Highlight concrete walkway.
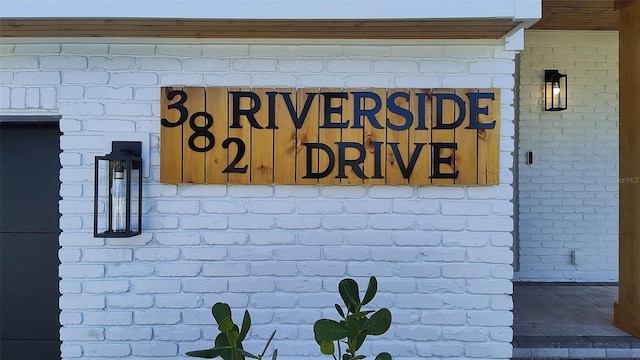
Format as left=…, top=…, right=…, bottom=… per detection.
left=512, top=282, right=640, bottom=359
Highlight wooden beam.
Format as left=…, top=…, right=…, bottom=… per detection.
left=614, top=0, right=635, bottom=11
left=0, top=18, right=518, bottom=39
left=614, top=0, right=640, bottom=339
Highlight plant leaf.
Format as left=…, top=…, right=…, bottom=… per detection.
left=355, top=333, right=367, bottom=351
left=313, top=330, right=323, bottom=346
left=338, top=278, right=360, bottom=313
left=345, top=315, right=359, bottom=340
left=214, top=333, right=233, bottom=360
left=212, top=302, right=232, bottom=325
left=358, top=317, right=370, bottom=334
left=362, top=277, right=377, bottom=306
left=237, top=349, right=259, bottom=359
left=314, top=319, right=348, bottom=341
left=335, top=304, right=346, bottom=319
left=260, top=330, right=276, bottom=358
left=271, top=349, right=278, bottom=360
left=354, top=310, right=374, bottom=320
left=186, top=347, right=228, bottom=359
left=239, top=310, right=251, bottom=342
left=228, top=330, right=239, bottom=347
left=367, top=308, right=391, bottom=336
left=375, top=353, right=391, bottom=360
left=320, top=340, right=335, bottom=355
left=218, top=316, right=235, bottom=333
left=215, top=333, right=230, bottom=347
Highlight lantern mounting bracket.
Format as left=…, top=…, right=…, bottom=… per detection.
left=112, top=141, right=141, bottom=158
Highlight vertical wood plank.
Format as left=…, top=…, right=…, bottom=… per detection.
left=228, top=87, right=252, bottom=184
left=454, top=88, right=478, bottom=185
left=363, top=88, right=387, bottom=185
left=477, top=88, right=500, bottom=185
left=205, top=87, right=229, bottom=184
left=318, top=88, right=342, bottom=185
left=430, top=89, right=456, bottom=185
left=614, top=0, right=640, bottom=339
left=182, top=87, right=206, bottom=184
left=296, top=88, right=320, bottom=184
left=408, top=89, right=432, bottom=185
left=386, top=88, right=409, bottom=185
left=341, top=89, right=364, bottom=184
left=160, top=86, right=184, bottom=184
left=250, top=88, right=274, bottom=184
left=273, top=88, right=297, bottom=184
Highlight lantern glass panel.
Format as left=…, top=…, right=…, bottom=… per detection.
left=95, top=157, right=108, bottom=235
left=130, top=162, right=141, bottom=233
left=111, top=159, right=127, bottom=232
left=558, top=75, right=567, bottom=109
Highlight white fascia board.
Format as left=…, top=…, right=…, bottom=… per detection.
left=504, top=27, right=525, bottom=51
left=1, top=0, right=541, bottom=20
left=514, top=0, right=542, bottom=21
left=501, top=0, right=542, bottom=49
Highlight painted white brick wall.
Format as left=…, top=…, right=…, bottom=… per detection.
left=516, top=31, right=619, bottom=282
left=1, top=40, right=516, bottom=359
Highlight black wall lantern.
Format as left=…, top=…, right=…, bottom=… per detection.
left=544, top=69, right=568, bottom=111
left=94, top=141, right=142, bottom=238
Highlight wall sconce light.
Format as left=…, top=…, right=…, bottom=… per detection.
left=544, top=69, right=567, bottom=111
left=94, top=141, right=142, bottom=238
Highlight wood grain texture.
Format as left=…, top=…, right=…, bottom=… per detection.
left=430, top=89, right=456, bottom=186
left=409, top=89, right=432, bottom=185
left=182, top=87, right=206, bottom=184
left=250, top=88, right=274, bottom=184
left=227, top=87, right=251, bottom=184
left=614, top=0, right=640, bottom=338
left=1, top=19, right=518, bottom=39
left=295, top=88, right=320, bottom=185
left=454, top=88, right=478, bottom=185
left=205, top=87, right=229, bottom=184
left=318, top=89, right=342, bottom=185
left=477, top=88, right=500, bottom=185
left=386, top=88, right=409, bottom=185
left=363, top=89, right=387, bottom=185
left=532, top=0, right=619, bottom=30
left=159, top=86, right=183, bottom=184
left=273, top=88, right=297, bottom=184
left=341, top=89, right=364, bottom=185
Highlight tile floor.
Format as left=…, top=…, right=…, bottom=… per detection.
left=512, top=282, right=640, bottom=359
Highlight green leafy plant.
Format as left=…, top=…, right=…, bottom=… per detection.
left=186, top=302, right=277, bottom=360
left=313, top=277, right=392, bottom=360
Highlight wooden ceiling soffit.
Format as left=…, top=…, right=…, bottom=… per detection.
left=0, top=18, right=520, bottom=39
left=531, top=0, right=619, bottom=31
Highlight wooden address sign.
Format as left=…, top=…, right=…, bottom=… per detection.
left=160, top=87, right=500, bottom=185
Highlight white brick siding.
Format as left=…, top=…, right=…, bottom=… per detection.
left=1, top=40, right=516, bottom=359
left=516, top=31, right=619, bottom=282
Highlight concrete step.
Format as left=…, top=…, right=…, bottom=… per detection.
left=513, top=347, right=640, bottom=359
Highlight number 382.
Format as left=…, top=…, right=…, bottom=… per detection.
left=161, top=89, right=247, bottom=174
